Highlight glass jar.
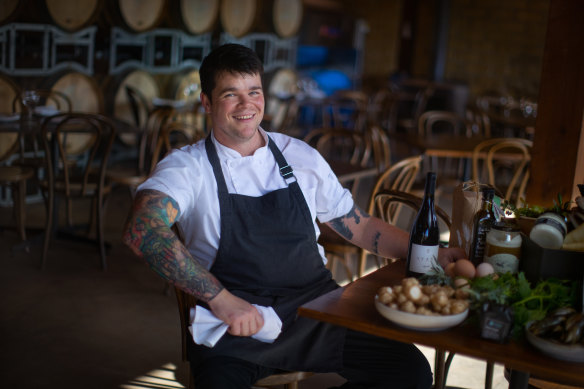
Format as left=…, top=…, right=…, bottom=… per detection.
left=484, top=221, right=522, bottom=274
left=529, top=212, right=567, bottom=249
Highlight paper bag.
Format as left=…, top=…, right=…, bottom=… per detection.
left=449, top=181, right=492, bottom=256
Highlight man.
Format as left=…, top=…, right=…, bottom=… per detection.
left=123, top=43, right=465, bottom=388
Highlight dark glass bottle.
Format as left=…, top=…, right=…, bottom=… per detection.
left=406, top=172, right=440, bottom=278
left=469, top=187, right=496, bottom=266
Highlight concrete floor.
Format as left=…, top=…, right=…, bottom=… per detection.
left=0, top=185, right=508, bottom=389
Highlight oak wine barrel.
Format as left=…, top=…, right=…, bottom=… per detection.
left=0, top=74, right=19, bottom=114
left=46, top=71, right=104, bottom=154
left=272, top=0, right=303, bottom=38
left=0, top=74, right=19, bottom=160
left=220, top=0, right=303, bottom=38
left=0, top=0, right=22, bottom=25
left=264, top=68, right=299, bottom=131
left=45, top=0, right=103, bottom=32
left=106, top=0, right=167, bottom=32
left=177, top=0, right=220, bottom=35
left=105, top=69, right=160, bottom=146
left=167, top=68, right=201, bottom=103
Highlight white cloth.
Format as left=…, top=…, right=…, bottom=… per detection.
left=138, top=128, right=354, bottom=270
left=189, top=305, right=283, bottom=347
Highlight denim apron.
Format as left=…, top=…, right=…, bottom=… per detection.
left=189, top=135, right=346, bottom=372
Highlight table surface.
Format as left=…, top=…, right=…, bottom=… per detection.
left=298, top=260, right=584, bottom=387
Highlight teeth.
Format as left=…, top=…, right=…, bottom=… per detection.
left=235, top=114, right=253, bottom=119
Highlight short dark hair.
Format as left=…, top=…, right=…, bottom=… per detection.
left=199, top=44, right=264, bottom=98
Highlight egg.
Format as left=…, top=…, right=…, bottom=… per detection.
left=454, top=259, right=476, bottom=279
left=444, top=262, right=456, bottom=278
left=476, top=262, right=495, bottom=277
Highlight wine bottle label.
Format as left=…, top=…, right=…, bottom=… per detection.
left=409, top=243, right=439, bottom=274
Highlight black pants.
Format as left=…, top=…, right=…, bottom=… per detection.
left=190, top=329, right=433, bottom=389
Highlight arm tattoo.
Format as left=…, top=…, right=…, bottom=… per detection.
left=123, top=189, right=223, bottom=302
left=372, top=231, right=381, bottom=254
left=328, top=204, right=366, bottom=241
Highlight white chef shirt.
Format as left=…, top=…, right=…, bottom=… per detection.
left=137, top=128, right=354, bottom=270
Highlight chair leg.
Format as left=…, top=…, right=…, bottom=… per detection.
left=14, top=180, right=27, bottom=241
left=41, top=189, right=55, bottom=270
left=97, top=195, right=107, bottom=271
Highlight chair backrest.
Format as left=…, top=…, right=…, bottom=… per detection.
left=329, top=90, right=369, bottom=131
left=125, top=85, right=151, bottom=129
left=365, top=155, right=423, bottom=216
left=304, top=127, right=371, bottom=168
left=368, top=125, right=392, bottom=172
left=418, top=110, right=472, bottom=137
left=150, top=120, right=206, bottom=172
left=471, top=138, right=533, bottom=207
left=41, top=113, right=116, bottom=197
left=357, top=187, right=449, bottom=277
left=373, top=189, right=452, bottom=231
left=372, top=189, right=452, bottom=230
left=304, top=127, right=374, bottom=204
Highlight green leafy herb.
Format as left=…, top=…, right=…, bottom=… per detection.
left=467, top=272, right=578, bottom=338
left=501, top=193, right=572, bottom=218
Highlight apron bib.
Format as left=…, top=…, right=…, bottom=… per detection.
left=189, top=135, right=345, bottom=372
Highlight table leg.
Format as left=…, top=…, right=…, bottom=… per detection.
left=508, top=369, right=529, bottom=389
left=434, top=348, right=446, bottom=389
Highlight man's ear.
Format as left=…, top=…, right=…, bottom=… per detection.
left=200, top=92, right=211, bottom=113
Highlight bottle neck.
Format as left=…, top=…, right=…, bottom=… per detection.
left=424, top=173, right=436, bottom=198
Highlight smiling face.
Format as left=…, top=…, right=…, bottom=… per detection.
left=201, top=71, right=265, bottom=156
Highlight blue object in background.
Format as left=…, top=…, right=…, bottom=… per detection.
left=296, top=45, right=329, bottom=67
left=311, top=69, right=351, bottom=96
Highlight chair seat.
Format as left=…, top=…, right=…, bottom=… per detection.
left=0, top=166, right=35, bottom=182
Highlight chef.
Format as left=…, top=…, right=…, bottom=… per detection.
left=123, top=43, right=465, bottom=388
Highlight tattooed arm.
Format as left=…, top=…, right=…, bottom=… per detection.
left=325, top=203, right=465, bottom=267
left=123, top=189, right=263, bottom=336
left=325, top=203, right=409, bottom=260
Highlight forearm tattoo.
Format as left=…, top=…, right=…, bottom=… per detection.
left=328, top=204, right=364, bottom=241
left=123, top=189, right=223, bottom=302
left=372, top=231, right=381, bottom=254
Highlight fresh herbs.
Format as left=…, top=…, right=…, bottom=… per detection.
left=467, top=272, right=578, bottom=337
left=501, top=193, right=572, bottom=219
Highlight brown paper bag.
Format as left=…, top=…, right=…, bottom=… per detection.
left=449, top=181, right=492, bottom=256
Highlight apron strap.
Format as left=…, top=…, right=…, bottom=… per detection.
left=267, top=136, right=297, bottom=183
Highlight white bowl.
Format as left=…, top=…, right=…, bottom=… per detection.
left=374, top=295, right=469, bottom=331
left=525, top=322, right=584, bottom=363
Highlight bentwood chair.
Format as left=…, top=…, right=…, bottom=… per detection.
left=0, top=124, right=34, bottom=240
left=356, top=155, right=423, bottom=277
left=107, top=107, right=206, bottom=195
left=471, top=138, right=533, bottom=207
left=11, top=90, right=72, bottom=176
left=40, top=113, right=116, bottom=270
left=318, top=155, right=422, bottom=283
left=174, top=287, right=313, bottom=389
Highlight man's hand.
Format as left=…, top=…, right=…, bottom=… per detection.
left=437, top=246, right=467, bottom=268
left=208, top=289, right=264, bottom=336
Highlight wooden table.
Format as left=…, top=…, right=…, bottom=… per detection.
left=298, top=260, right=584, bottom=389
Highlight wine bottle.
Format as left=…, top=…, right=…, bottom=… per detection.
left=469, top=187, right=496, bottom=265
left=406, top=172, right=440, bottom=278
